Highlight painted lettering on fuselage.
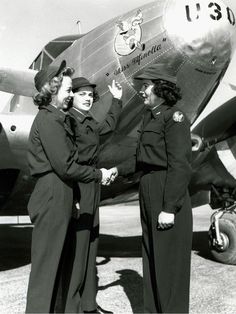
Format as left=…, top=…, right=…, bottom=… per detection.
left=185, top=1, right=235, bottom=25
left=113, top=42, right=163, bottom=76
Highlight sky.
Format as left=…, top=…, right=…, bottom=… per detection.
left=0, top=0, right=150, bottom=69
left=0, top=0, right=150, bottom=106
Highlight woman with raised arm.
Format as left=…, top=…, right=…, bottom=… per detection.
left=65, top=77, right=122, bottom=314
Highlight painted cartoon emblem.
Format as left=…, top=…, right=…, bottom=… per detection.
left=114, top=9, right=145, bottom=56
left=172, top=111, right=184, bottom=122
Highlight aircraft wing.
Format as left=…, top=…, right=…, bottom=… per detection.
left=190, top=93, right=236, bottom=209
left=1, top=0, right=236, bottom=214
left=0, top=67, right=37, bottom=97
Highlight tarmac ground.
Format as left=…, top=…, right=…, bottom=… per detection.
left=0, top=202, right=236, bottom=313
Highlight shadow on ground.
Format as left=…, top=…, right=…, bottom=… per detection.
left=99, top=231, right=214, bottom=261
left=98, top=268, right=144, bottom=313
left=192, top=231, right=214, bottom=261
left=0, top=224, right=32, bottom=270
left=98, top=234, right=142, bottom=257
left=0, top=224, right=214, bottom=271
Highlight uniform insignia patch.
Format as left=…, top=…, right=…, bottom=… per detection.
left=172, top=111, right=184, bottom=122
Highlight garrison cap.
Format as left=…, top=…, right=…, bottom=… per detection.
left=134, top=63, right=177, bottom=84
left=34, top=60, right=66, bottom=92
left=72, top=77, right=96, bottom=92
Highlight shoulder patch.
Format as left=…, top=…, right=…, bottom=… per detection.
left=172, top=111, right=184, bottom=123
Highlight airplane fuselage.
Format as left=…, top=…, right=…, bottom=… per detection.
left=0, top=0, right=236, bottom=211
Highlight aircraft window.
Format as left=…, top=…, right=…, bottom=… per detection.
left=43, top=35, right=83, bottom=60
left=34, top=54, right=42, bottom=71
left=45, top=41, right=73, bottom=58
left=42, top=52, right=53, bottom=68
left=29, top=35, right=83, bottom=70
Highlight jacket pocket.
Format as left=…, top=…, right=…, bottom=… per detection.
left=141, top=127, right=163, bottom=146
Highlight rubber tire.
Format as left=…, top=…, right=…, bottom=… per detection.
left=209, top=215, right=236, bottom=265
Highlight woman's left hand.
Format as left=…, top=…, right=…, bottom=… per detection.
left=157, top=211, right=175, bottom=230
left=108, top=80, right=122, bottom=99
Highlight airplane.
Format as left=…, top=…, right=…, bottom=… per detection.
left=0, top=0, right=236, bottom=265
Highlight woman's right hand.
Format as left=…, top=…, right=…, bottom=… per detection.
left=108, top=80, right=122, bottom=99
left=157, top=211, right=175, bottom=230
left=100, top=167, right=118, bottom=185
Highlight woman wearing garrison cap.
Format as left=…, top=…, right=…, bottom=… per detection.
left=26, top=61, right=112, bottom=313
left=117, top=63, right=193, bottom=313
left=63, top=77, right=122, bottom=314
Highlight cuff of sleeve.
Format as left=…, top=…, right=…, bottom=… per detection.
left=113, top=98, right=122, bottom=105
left=163, top=202, right=179, bottom=214
left=94, top=169, right=102, bottom=182
left=117, top=158, right=136, bottom=176
left=116, top=164, right=124, bottom=176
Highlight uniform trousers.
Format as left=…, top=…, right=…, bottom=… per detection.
left=26, top=172, right=73, bottom=313
left=58, top=180, right=100, bottom=313
left=139, top=170, right=192, bottom=313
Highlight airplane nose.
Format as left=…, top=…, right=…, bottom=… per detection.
left=163, top=0, right=236, bottom=72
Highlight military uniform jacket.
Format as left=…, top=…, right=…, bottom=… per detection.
left=68, top=98, right=122, bottom=166
left=137, top=103, right=192, bottom=214
left=28, top=104, right=102, bottom=182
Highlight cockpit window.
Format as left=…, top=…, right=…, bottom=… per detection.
left=41, top=52, right=53, bottom=68
left=29, top=34, right=83, bottom=70
left=33, top=54, right=42, bottom=71
left=45, top=41, right=73, bottom=59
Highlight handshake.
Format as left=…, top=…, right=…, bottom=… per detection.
left=100, top=167, right=118, bottom=186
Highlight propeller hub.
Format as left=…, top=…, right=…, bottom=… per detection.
left=163, top=0, right=236, bottom=72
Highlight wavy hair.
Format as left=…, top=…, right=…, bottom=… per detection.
left=152, top=79, right=182, bottom=105
left=33, top=67, right=74, bottom=108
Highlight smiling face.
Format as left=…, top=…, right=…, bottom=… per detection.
left=73, top=86, right=94, bottom=112
left=55, top=76, right=74, bottom=110
left=139, top=79, right=161, bottom=108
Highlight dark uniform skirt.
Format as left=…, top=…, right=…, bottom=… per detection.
left=79, top=181, right=100, bottom=312
left=59, top=180, right=100, bottom=312
left=139, top=170, right=192, bottom=313
left=26, top=172, right=73, bottom=313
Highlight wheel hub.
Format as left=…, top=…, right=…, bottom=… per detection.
left=216, top=232, right=230, bottom=251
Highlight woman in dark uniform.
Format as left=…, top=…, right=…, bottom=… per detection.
left=65, top=77, right=122, bottom=314
left=118, top=63, right=192, bottom=313
left=26, top=61, right=111, bottom=313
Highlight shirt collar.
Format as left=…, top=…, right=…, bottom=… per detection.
left=69, top=107, right=92, bottom=122
left=40, top=104, right=67, bottom=121
left=150, top=102, right=170, bottom=119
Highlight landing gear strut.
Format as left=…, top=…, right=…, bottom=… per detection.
left=209, top=186, right=236, bottom=265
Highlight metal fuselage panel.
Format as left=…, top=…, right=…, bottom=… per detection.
left=0, top=114, right=35, bottom=171
left=0, top=0, right=236, bottom=209
left=55, top=0, right=236, bottom=124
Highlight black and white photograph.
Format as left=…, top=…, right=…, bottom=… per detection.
left=0, top=0, right=236, bottom=313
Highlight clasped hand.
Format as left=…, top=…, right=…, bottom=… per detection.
left=157, top=211, right=175, bottom=230
left=100, top=167, right=118, bottom=186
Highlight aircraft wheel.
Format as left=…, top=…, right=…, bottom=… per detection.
left=209, top=214, right=236, bottom=265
